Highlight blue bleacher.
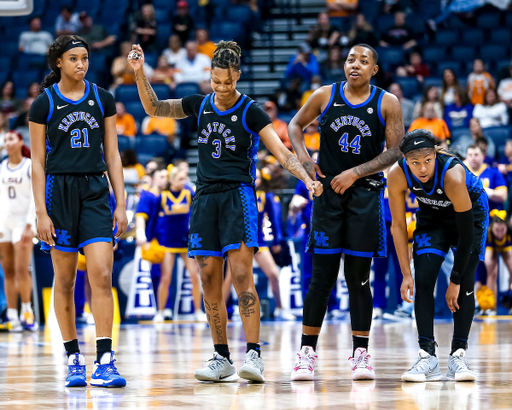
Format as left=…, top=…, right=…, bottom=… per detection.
left=226, top=5, right=253, bottom=24
left=152, top=84, right=172, bottom=100
left=117, top=135, right=135, bottom=152
left=480, top=45, right=508, bottom=63
left=423, top=77, right=443, bottom=89
left=395, top=77, right=419, bottom=99
left=17, top=53, right=47, bottom=70
left=435, top=29, right=458, bottom=46
left=490, top=28, right=512, bottom=44
left=452, top=46, right=476, bottom=62
left=476, top=11, right=501, bottom=29
left=377, top=47, right=404, bottom=71
left=116, top=86, right=140, bottom=104
left=462, top=29, right=484, bottom=45
left=135, top=134, right=169, bottom=156
left=486, top=126, right=511, bottom=153
left=436, top=61, right=461, bottom=77
left=157, top=25, right=172, bottom=53
left=423, top=46, right=446, bottom=65
left=13, top=70, right=41, bottom=91
left=124, top=101, right=146, bottom=124
left=174, top=82, right=200, bottom=99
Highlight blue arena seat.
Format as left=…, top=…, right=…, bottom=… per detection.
left=12, top=70, right=41, bottom=90
left=462, top=29, right=484, bottom=46
left=377, top=47, right=404, bottom=70
left=0, top=57, right=12, bottom=72
left=226, top=5, right=253, bottom=24
left=210, top=22, right=243, bottom=44
left=136, top=153, right=154, bottom=166
left=17, top=53, right=47, bottom=70
left=423, top=77, right=443, bottom=89
left=479, top=45, right=508, bottom=63
left=490, top=28, right=512, bottom=44
left=395, top=77, right=419, bottom=99
left=476, top=12, right=501, bottom=29
left=117, top=135, right=135, bottom=151
left=135, top=134, right=169, bottom=156
left=485, top=126, right=511, bottom=150
left=436, top=61, right=461, bottom=77
left=116, top=86, right=140, bottom=103
left=3, top=42, right=19, bottom=57
left=153, top=0, right=175, bottom=9
left=154, top=8, right=170, bottom=25
left=406, top=13, right=425, bottom=34
left=124, top=101, right=147, bottom=124
left=0, top=72, right=9, bottom=88
left=375, top=14, right=395, bottom=34
left=157, top=25, right=172, bottom=53
left=451, top=46, right=476, bottom=62
left=423, top=46, right=446, bottom=64
left=174, top=82, right=200, bottom=99
left=435, top=29, right=458, bottom=46
left=144, top=53, right=158, bottom=69
left=152, top=84, right=172, bottom=101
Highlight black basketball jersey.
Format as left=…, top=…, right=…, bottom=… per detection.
left=195, top=93, right=261, bottom=189
left=398, top=154, right=486, bottom=216
left=30, top=80, right=111, bottom=175
left=318, top=81, right=386, bottom=180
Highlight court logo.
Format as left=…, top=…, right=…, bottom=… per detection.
left=88, top=100, right=95, bottom=106
left=55, top=229, right=71, bottom=245
left=314, top=231, right=329, bottom=247
left=367, top=108, right=373, bottom=114
left=231, top=115, right=238, bottom=122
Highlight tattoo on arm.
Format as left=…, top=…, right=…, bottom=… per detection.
left=238, top=292, right=258, bottom=318
left=196, top=255, right=210, bottom=269
left=284, top=153, right=311, bottom=184
left=302, top=161, right=315, bottom=175
left=352, top=148, right=402, bottom=177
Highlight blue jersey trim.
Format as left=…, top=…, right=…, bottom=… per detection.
left=53, top=80, right=90, bottom=105
left=314, top=247, right=343, bottom=254
left=54, top=245, right=79, bottom=253
left=45, top=174, right=55, bottom=216
left=242, top=101, right=260, bottom=183
left=340, top=81, right=377, bottom=108
left=197, top=94, right=209, bottom=125
left=342, top=248, right=374, bottom=258
left=377, top=91, right=385, bottom=126
left=44, top=88, right=54, bottom=122
left=319, top=83, right=336, bottom=122
left=78, top=237, right=112, bottom=248
left=416, top=248, right=447, bottom=258
left=402, top=159, right=412, bottom=189
left=92, top=83, right=104, bottom=116
left=411, top=158, right=438, bottom=196
left=188, top=250, right=223, bottom=257
left=440, top=156, right=456, bottom=191
left=210, top=93, right=246, bottom=116
left=222, top=243, right=241, bottom=254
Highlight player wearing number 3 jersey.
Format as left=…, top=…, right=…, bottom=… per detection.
left=288, top=44, right=404, bottom=381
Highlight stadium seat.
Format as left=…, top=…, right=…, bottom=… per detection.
left=157, top=25, right=172, bottom=53
left=3, top=42, right=19, bottom=57
left=153, top=0, right=176, bottom=9
left=210, top=22, right=243, bottom=44
left=490, top=28, right=512, bottom=44
left=136, top=153, right=155, bottom=166
left=135, top=134, right=169, bottom=156
left=485, top=126, right=511, bottom=149
left=174, top=82, right=200, bottom=99
left=17, top=53, right=47, bottom=70
left=0, top=72, right=8, bottom=88
left=124, top=101, right=147, bottom=124
left=436, top=61, right=461, bottom=77
left=117, top=135, right=134, bottom=152
left=476, top=12, right=501, bottom=29
left=422, top=46, right=446, bottom=64
left=144, top=52, right=158, bottom=69
left=85, top=71, right=99, bottom=85
left=479, top=45, right=508, bottom=63
left=154, top=8, right=170, bottom=25
left=506, top=11, right=512, bottom=28
left=462, top=29, right=484, bottom=46
left=450, top=127, right=469, bottom=142
left=0, top=57, right=12, bottom=72
left=435, top=29, right=458, bottom=46
left=116, top=86, right=140, bottom=103
left=89, top=53, right=107, bottom=69
left=395, top=77, right=419, bottom=99
left=406, top=13, right=425, bottom=35
left=423, top=77, right=443, bottom=89
left=451, top=46, right=476, bottom=62
left=152, top=84, right=172, bottom=101
left=12, top=70, right=41, bottom=90
left=375, top=14, right=395, bottom=34
left=377, top=47, right=404, bottom=71
left=226, top=5, right=253, bottom=24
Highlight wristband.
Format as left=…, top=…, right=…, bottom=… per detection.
left=450, top=270, right=462, bottom=285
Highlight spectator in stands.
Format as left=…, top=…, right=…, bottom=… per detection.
left=0, top=81, right=21, bottom=119
left=55, top=5, right=81, bottom=37
left=77, top=12, right=116, bottom=54
left=379, top=11, right=417, bottom=50
left=476, top=136, right=495, bottom=166
left=497, top=62, right=512, bottom=110
left=441, top=68, right=460, bottom=106
left=121, top=149, right=145, bottom=185
left=271, top=76, right=303, bottom=112
left=380, top=0, right=414, bottom=14
left=307, top=12, right=340, bottom=55
left=413, top=85, right=443, bottom=119
left=396, top=51, right=429, bottom=83
left=443, top=85, right=473, bottom=129
left=115, top=102, right=137, bottom=137
left=304, top=120, right=320, bottom=151
left=12, top=97, right=34, bottom=141
left=300, top=75, right=322, bottom=108
left=263, top=101, right=291, bottom=149
left=163, top=35, right=187, bottom=67
left=408, top=101, right=450, bottom=141
left=174, top=41, right=211, bottom=93
left=196, top=29, right=216, bottom=60
left=141, top=115, right=178, bottom=143
left=0, top=112, right=9, bottom=157
left=320, top=46, right=345, bottom=83
left=468, top=59, right=495, bottom=106
left=112, top=42, right=154, bottom=88
left=18, top=17, right=53, bottom=55
left=26, top=82, right=39, bottom=100
left=348, top=13, right=377, bottom=48
left=133, top=4, right=158, bottom=52
left=151, top=56, right=175, bottom=86
left=389, top=82, right=414, bottom=129
left=497, top=140, right=512, bottom=181
left=451, top=118, right=496, bottom=159
left=172, top=1, right=194, bottom=47
left=473, top=88, right=509, bottom=128
left=326, top=0, right=357, bottom=19
left=285, top=43, right=319, bottom=84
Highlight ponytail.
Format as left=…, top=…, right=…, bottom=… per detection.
left=21, top=145, right=31, bottom=158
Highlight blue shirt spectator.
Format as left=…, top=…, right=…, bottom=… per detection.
left=285, top=43, right=319, bottom=83
left=56, top=6, right=81, bottom=37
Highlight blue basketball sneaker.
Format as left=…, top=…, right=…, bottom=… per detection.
left=90, top=351, right=126, bottom=388
left=66, top=353, right=87, bottom=387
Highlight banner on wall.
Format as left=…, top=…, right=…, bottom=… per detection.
left=125, top=247, right=157, bottom=318
left=174, top=257, right=195, bottom=319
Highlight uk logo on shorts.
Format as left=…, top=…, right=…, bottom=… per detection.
left=55, top=229, right=71, bottom=245
left=314, top=231, right=329, bottom=247
left=189, top=233, right=202, bottom=249
left=416, top=233, right=431, bottom=248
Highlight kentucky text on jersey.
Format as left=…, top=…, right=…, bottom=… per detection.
left=329, top=115, right=372, bottom=137
left=58, top=112, right=99, bottom=132
left=199, top=122, right=236, bottom=151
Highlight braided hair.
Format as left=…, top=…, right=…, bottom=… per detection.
left=211, top=40, right=242, bottom=71
left=40, top=35, right=90, bottom=93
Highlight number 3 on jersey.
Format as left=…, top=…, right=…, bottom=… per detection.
left=338, top=132, right=361, bottom=154
left=70, top=128, right=90, bottom=148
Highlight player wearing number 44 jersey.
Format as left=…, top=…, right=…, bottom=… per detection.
left=130, top=40, right=322, bottom=383
left=29, top=35, right=127, bottom=388
left=288, top=44, right=405, bottom=381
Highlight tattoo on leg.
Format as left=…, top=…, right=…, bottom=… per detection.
left=204, top=300, right=211, bottom=324
left=238, top=292, right=257, bottom=318
left=196, top=256, right=211, bottom=269
left=212, top=303, right=224, bottom=344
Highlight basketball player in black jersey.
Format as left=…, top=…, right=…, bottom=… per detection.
left=288, top=44, right=404, bottom=381
left=388, top=129, right=487, bottom=382
left=29, top=35, right=127, bottom=387
left=129, top=41, right=322, bottom=383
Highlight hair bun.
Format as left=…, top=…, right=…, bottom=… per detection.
left=213, top=40, right=241, bottom=58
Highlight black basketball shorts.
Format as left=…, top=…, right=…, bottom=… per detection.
left=41, top=173, right=114, bottom=253
left=188, top=184, right=259, bottom=257
left=306, top=185, right=386, bottom=258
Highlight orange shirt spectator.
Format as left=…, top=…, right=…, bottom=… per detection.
left=467, top=59, right=495, bottom=106
left=196, top=29, right=216, bottom=59
left=408, top=102, right=450, bottom=141
left=326, top=0, right=358, bottom=18
left=304, top=122, right=320, bottom=151
left=142, top=116, right=177, bottom=141
left=115, top=102, right=137, bottom=137
left=264, top=101, right=291, bottom=149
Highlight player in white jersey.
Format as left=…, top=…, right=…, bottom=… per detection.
left=0, top=131, right=38, bottom=332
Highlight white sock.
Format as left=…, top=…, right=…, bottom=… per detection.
left=21, top=303, right=32, bottom=314
left=7, top=308, right=18, bottom=321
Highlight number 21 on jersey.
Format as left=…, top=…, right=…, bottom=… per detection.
left=338, top=132, right=361, bottom=154
left=70, top=128, right=90, bottom=148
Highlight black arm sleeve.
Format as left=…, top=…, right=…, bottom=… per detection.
left=246, top=103, right=272, bottom=134
left=450, top=208, right=475, bottom=285
left=98, top=87, right=117, bottom=117
left=28, top=92, right=50, bottom=124
left=182, top=94, right=205, bottom=118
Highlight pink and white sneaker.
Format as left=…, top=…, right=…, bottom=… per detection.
left=290, top=346, right=318, bottom=381
left=349, top=348, right=375, bottom=380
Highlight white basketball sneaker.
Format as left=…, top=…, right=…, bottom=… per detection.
left=194, top=352, right=239, bottom=382
left=349, top=348, right=375, bottom=380
left=238, top=350, right=265, bottom=382
left=447, top=349, right=476, bottom=382
left=290, top=346, right=318, bottom=381
left=402, top=349, right=442, bottom=382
